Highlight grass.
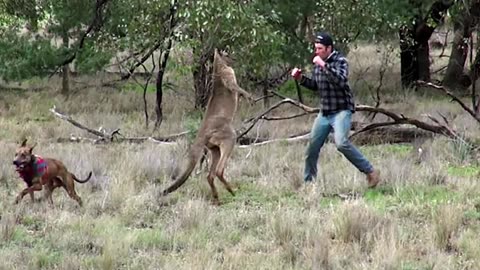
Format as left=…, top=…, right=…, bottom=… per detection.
left=447, top=164, right=480, bottom=177
left=1, top=43, right=480, bottom=269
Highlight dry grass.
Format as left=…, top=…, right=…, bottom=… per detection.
left=0, top=43, right=480, bottom=269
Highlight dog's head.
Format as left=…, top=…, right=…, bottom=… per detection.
left=13, top=139, right=36, bottom=171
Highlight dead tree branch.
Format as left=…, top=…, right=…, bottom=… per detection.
left=120, top=39, right=163, bottom=81
left=236, top=98, right=318, bottom=139
left=238, top=134, right=310, bottom=148
left=50, top=106, right=107, bottom=138
left=49, top=106, right=189, bottom=143
left=236, top=95, right=459, bottom=141
left=416, top=80, right=480, bottom=124
left=355, top=104, right=458, bottom=138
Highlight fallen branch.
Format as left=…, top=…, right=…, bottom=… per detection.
left=416, top=80, right=480, bottom=124
left=262, top=112, right=310, bottom=121
left=355, top=104, right=458, bottom=138
left=236, top=97, right=318, bottom=139
left=238, top=134, right=309, bottom=148
left=236, top=96, right=459, bottom=140
left=50, top=106, right=107, bottom=138
left=51, top=95, right=457, bottom=148
left=50, top=106, right=190, bottom=143
left=0, top=84, right=46, bottom=92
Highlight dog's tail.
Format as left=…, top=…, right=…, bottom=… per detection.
left=72, top=171, right=92, bottom=183
left=162, top=141, right=204, bottom=195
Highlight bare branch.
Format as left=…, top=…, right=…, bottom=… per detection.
left=238, top=134, right=310, bottom=148
left=50, top=106, right=190, bottom=143
left=237, top=95, right=459, bottom=141
left=262, top=112, right=310, bottom=121
left=237, top=98, right=318, bottom=139
left=50, top=0, right=110, bottom=77
left=120, top=39, right=163, bottom=81
left=49, top=106, right=107, bottom=138
left=349, top=121, right=398, bottom=138
left=416, top=80, right=480, bottom=124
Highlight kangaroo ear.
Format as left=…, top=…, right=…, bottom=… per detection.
left=21, top=138, right=28, bottom=147
left=29, top=143, right=37, bottom=153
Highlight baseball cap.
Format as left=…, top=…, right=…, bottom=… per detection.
left=315, top=32, right=333, bottom=47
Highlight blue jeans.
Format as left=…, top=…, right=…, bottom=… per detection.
left=304, top=110, right=373, bottom=182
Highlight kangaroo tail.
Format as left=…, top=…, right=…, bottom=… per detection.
left=162, top=142, right=204, bottom=195
left=72, top=171, right=92, bottom=183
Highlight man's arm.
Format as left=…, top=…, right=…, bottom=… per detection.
left=291, top=67, right=318, bottom=91
left=299, top=75, right=318, bottom=91
left=324, top=57, right=349, bottom=88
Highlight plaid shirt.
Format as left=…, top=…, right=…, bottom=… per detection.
left=300, top=50, right=355, bottom=115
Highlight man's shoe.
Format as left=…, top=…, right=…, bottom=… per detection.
left=366, top=170, right=381, bottom=188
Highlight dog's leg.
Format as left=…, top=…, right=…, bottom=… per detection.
left=28, top=189, right=35, bottom=203
left=41, top=177, right=65, bottom=206
left=207, top=147, right=221, bottom=205
left=62, top=174, right=83, bottom=206
left=53, top=177, right=64, bottom=189
left=15, top=188, right=29, bottom=204
left=216, top=139, right=235, bottom=196
left=15, top=183, right=42, bottom=204
left=44, top=182, right=54, bottom=205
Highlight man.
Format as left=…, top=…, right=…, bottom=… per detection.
left=291, top=32, right=381, bottom=188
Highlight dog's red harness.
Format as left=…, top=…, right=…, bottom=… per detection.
left=17, top=155, right=48, bottom=185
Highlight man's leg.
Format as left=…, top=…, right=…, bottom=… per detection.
left=304, top=114, right=331, bottom=182
left=331, top=110, right=381, bottom=187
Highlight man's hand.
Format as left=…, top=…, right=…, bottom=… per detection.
left=313, top=56, right=325, bottom=68
left=291, top=67, right=302, bottom=80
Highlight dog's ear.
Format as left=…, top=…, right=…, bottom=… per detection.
left=20, top=138, right=28, bottom=147
left=29, top=143, right=37, bottom=153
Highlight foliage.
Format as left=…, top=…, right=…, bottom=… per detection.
left=99, top=0, right=173, bottom=52
left=174, top=0, right=286, bottom=76
left=0, top=32, right=65, bottom=81
left=0, top=0, right=110, bottom=80
left=0, top=0, right=463, bottom=92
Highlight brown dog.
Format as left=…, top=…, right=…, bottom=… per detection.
left=13, top=139, right=92, bottom=206
left=162, top=49, right=253, bottom=204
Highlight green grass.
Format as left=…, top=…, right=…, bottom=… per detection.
left=122, top=82, right=157, bottom=93
left=364, top=185, right=462, bottom=213
left=222, top=181, right=303, bottom=208
left=447, top=164, right=480, bottom=177
left=30, top=247, right=62, bottom=269
left=133, top=228, right=173, bottom=250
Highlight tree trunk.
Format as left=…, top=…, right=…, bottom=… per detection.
left=154, top=54, right=164, bottom=130
left=471, top=46, right=480, bottom=116
left=193, top=48, right=214, bottom=109
left=443, top=24, right=472, bottom=90
left=154, top=0, right=177, bottom=130
left=399, top=0, right=454, bottom=88
left=399, top=19, right=432, bottom=88
left=61, top=63, right=70, bottom=96
left=154, top=47, right=173, bottom=131
left=263, top=80, right=270, bottom=108
left=399, top=26, right=418, bottom=89
left=443, top=0, right=480, bottom=90
left=61, top=32, right=70, bottom=96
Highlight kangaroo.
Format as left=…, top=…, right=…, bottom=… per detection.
left=162, top=49, right=253, bottom=204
